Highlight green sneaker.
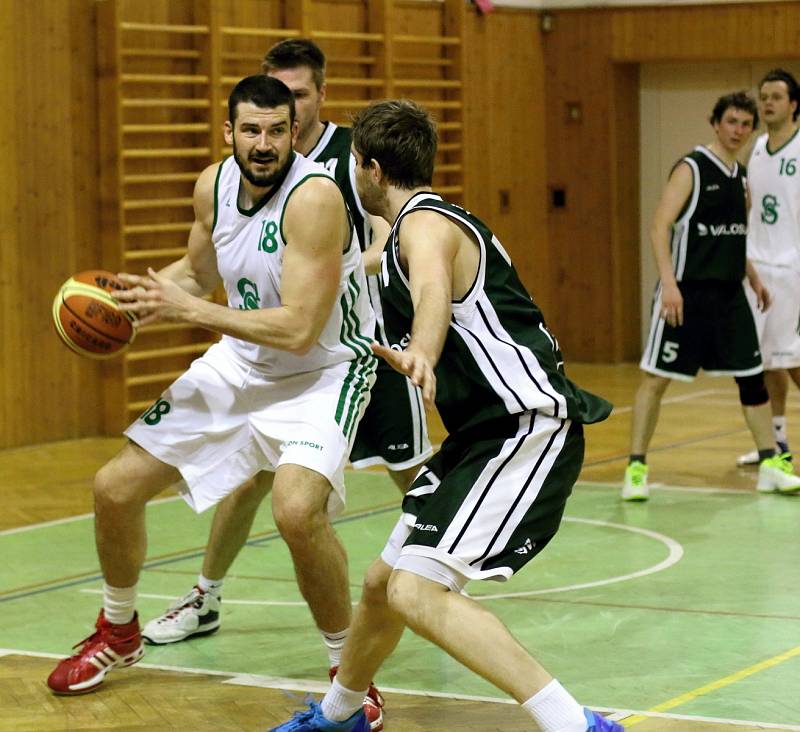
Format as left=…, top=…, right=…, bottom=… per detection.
left=757, top=454, right=800, bottom=494
left=622, top=461, right=649, bottom=501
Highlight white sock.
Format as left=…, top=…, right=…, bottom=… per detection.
left=521, top=679, right=587, bottom=732
left=197, top=574, right=224, bottom=596
left=773, top=416, right=788, bottom=446
left=321, top=676, right=367, bottom=722
left=322, top=628, right=348, bottom=668
left=103, top=583, right=137, bottom=625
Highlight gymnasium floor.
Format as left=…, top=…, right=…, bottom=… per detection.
left=1, top=365, right=799, bottom=731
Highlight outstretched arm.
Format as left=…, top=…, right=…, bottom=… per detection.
left=372, top=210, right=459, bottom=407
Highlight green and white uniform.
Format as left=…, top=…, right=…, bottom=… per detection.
left=126, top=153, right=376, bottom=515
left=308, top=122, right=432, bottom=470
left=640, top=146, right=763, bottom=380
left=745, top=131, right=800, bottom=369
left=378, top=193, right=612, bottom=587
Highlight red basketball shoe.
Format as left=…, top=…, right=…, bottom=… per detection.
left=47, top=610, right=144, bottom=694
left=329, top=666, right=385, bottom=731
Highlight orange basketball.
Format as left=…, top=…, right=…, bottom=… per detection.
left=52, top=270, right=137, bottom=360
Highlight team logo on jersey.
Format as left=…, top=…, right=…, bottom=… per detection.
left=704, top=184, right=720, bottom=191
left=514, top=538, right=535, bottom=555
left=390, top=333, right=411, bottom=351
left=414, top=523, right=438, bottom=532
left=696, top=222, right=746, bottom=236
left=761, top=194, right=779, bottom=225
left=237, top=278, right=260, bottom=310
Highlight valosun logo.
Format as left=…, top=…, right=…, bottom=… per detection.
left=697, top=222, right=746, bottom=237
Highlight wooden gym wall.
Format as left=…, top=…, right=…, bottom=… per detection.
left=4, top=0, right=798, bottom=449
left=0, top=0, right=546, bottom=449
left=541, top=1, right=800, bottom=362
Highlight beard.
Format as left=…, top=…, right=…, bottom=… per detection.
left=233, top=138, right=293, bottom=188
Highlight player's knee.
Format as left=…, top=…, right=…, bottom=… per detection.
left=736, top=374, right=769, bottom=406
left=386, top=570, right=445, bottom=622
left=93, top=462, right=139, bottom=510
left=361, top=559, right=392, bottom=605
left=272, top=493, right=326, bottom=545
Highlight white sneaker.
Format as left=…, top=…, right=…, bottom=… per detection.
left=622, top=461, right=649, bottom=501
left=736, top=449, right=760, bottom=467
left=757, top=454, right=800, bottom=494
left=142, top=586, right=221, bottom=645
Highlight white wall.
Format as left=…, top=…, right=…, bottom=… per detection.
left=638, top=61, right=795, bottom=346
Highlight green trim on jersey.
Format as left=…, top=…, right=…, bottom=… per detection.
left=335, top=355, right=376, bottom=439
left=236, top=152, right=296, bottom=217
left=766, top=127, right=800, bottom=156
left=211, top=159, right=226, bottom=235
left=337, top=272, right=373, bottom=359
left=278, top=173, right=351, bottom=249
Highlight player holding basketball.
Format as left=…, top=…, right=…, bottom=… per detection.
left=735, top=69, right=800, bottom=467
left=622, top=91, right=800, bottom=501
left=46, top=76, right=379, bottom=706
left=137, top=41, right=428, bottom=728
left=141, top=37, right=431, bottom=648
left=269, top=99, right=619, bottom=732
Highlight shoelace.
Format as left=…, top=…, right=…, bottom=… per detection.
left=69, top=624, right=138, bottom=656
left=159, top=590, right=204, bottom=621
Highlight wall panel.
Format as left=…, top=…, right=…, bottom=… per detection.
left=0, top=0, right=101, bottom=449
left=462, top=9, right=550, bottom=314
left=612, top=2, right=800, bottom=62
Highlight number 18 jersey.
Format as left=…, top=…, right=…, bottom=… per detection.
left=747, top=130, right=800, bottom=271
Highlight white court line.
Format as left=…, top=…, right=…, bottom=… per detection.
left=82, top=518, right=683, bottom=605
left=2, top=648, right=798, bottom=730
left=80, top=589, right=313, bottom=608
left=609, top=388, right=722, bottom=416
left=0, top=494, right=182, bottom=537
left=579, top=479, right=754, bottom=496
left=471, top=518, right=683, bottom=601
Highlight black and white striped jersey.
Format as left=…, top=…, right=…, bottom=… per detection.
left=670, top=146, right=748, bottom=282
left=379, top=193, right=612, bottom=434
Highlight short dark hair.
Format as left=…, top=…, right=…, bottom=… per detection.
left=228, top=75, right=295, bottom=124
left=759, top=68, right=800, bottom=121
left=351, top=100, right=438, bottom=189
left=262, top=38, right=326, bottom=90
left=709, top=91, right=759, bottom=129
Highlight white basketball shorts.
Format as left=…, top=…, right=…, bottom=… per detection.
left=746, top=263, right=800, bottom=369
left=125, top=341, right=375, bottom=514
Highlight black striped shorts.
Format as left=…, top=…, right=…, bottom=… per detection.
left=381, top=411, right=584, bottom=585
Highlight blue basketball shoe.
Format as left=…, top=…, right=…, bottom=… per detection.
left=269, top=702, right=369, bottom=732
left=585, top=707, right=624, bottom=731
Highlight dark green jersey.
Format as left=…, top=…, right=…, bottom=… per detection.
left=379, top=193, right=613, bottom=434
left=307, top=123, right=388, bottom=345
left=670, top=146, right=748, bottom=282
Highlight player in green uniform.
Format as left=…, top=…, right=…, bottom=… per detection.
left=269, top=100, right=620, bottom=732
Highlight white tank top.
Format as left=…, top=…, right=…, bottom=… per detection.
left=212, top=152, right=376, bottom=376
left=747, top=131, right=800, bottom=271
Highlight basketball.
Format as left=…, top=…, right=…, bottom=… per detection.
left=52, top=269, right=137, bottom=359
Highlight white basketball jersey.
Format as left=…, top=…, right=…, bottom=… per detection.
left=212, top=152, right=376, bottom=376
left=747, top=131, right=800, bottom=271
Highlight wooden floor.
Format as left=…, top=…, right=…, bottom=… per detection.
left=2, top=363, right=799, bottom=731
